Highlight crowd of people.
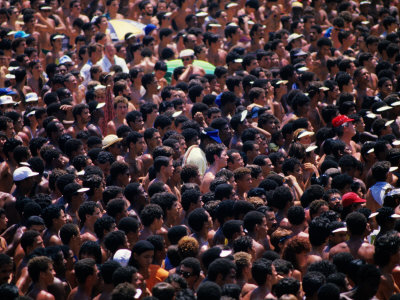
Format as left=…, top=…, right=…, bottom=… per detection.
left=2, top=0, right=400, bottom=299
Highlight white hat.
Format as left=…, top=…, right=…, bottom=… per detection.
left=376, top=105, right=392, bottom=112
left=297, top=130, right=314, bottom=139
left=59, top=55, right=73, bottom=65
left=234, top=58, right=243, bottom=63
left=208, top=23, right=222, bottom=27
left=276, top=80, right=288, bottom=85
left=319, top=86, right=330, bottom=91
left=393, top=140, right=400, bottom=146
left=196, top=11, right=208, bottom=17
left=369, top=212, right=379, bottom=218
left=52, top=34, right=64, bottom=40
left=332, top=227, right=347, bottom=233
left=13, top=167, right=39, bottom=181
left=240, top=110, right=248, bottom=122
left=297, top=66, right=309, bottom=72
left=25, top=92, right=39, bottom=102
left=288, top=33, right=304, bottom=44
left=102, top=134, right=123, bottom=149
left=113, top=249, right=132, bottom=267
left=392, top=213, right=400, bottom=219
left=172, top=111, right=183, bottom=118
left=367, top=148, right=374, bottom=154
left=389, top=166, right=398, bottom=172
left=226, top=2, right=239, bottom=8
left=306, top=145, right=318, bottom=153
left=40, top=6, right=52, bottom=10
left=164, top=12, right=172, bottom=17
left=26, top=110, right=36, bottom=117
left=385, top=120, right=394, bottom=127
left=390, top=101, right=400, bottom=107
left=94, top=84, right=107, bottom=91
left=5, top=74, right=15, bottom=80
left=96, top=102, right=106, bottom=109
left=0, top=95, right=15, bottom=105
left=179, top=49, right=195, bottom=58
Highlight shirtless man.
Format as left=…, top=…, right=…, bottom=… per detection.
left=45, top=34, right=64, bottom=68
left=332, top=114, right=360, bottom=160
left=42, top=205, right=66, bottom=247
left=27, top=256, right=56, bottom=300
left=36, top=5, right=56, bottom=53
left=200, top=144, right=228, bottom=194
left=124, top=132, right=146, bottom=183
left=148, top=156, right=174, bottom=194
left=107, top=96, right=129, bottom=135
left=79, top=202, right=101, bottom=243
left=329, top=212, right=375, bottom=264
left=67, top=258, right=98, bottom=300
left=67, top=104, right=91, bottom=138
left=243, top=258, right=278, bottom=300
left=310, top=37, right=332, bottom=82
left=205, top=34, right=227, bottom=67
left=138, top=0, right=158, bottom=25
left=178, top=49, right=206, bottom=82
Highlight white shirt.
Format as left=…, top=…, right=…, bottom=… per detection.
left=96, top=55, right=129, bottom=74
left=80, top=60, right=93, bottom=87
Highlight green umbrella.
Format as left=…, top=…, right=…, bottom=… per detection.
left=165, top=59, right=216, bottom=83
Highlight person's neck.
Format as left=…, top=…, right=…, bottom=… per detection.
left=82, top=223, right=95, bottom=234
left=165, top=216, right=176, bottom=228
left=208, top=163, right=221, bottom=175
left=76, top=121, right=87, bottom=131
left=35, top=281, right=48, bottom=292
left=77, top=284, right=93, bottom=298
left=128, top=149, right=138, bottom=159
left=90, top=56, right=99, bottom=64
left=311, top=245, right=325, bottom=256
left=102, top=283, right=114, bottom=294
left=156, top=172, right=168, bottom=184
left=147, top=224, right=158, bottom=235
left=357, top=82, right=368, bottom=90
left=348, top=234, right=364, bottom=243
left=340, top=134, right=352, bottom=145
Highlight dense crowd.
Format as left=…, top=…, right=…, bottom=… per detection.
left=2, top=0, right=400, bottom=299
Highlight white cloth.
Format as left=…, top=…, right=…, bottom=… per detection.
left=80, top=60, right=93, bottom=86
left=96, top=55, right=129, bottom=73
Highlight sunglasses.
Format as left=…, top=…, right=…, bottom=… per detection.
left=182, top=57, right=193, bottom=62
left=177, top=269, right=193, bottom=278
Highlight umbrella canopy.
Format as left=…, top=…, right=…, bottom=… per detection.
left=108, top=19, right=145, bottom=42
left=165, top=59, right=216, bottom=82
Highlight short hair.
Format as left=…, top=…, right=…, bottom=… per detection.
left=243, top=211, right=264, bottom=233
left=181, top=189, right=201, bottom=212
left=177, top=236, right=199, bottom=259
left=106, top=198, right=127, bottom=220
left=79, top=241, right=102, bottom=264
left=94, top=215, right=116, bottom=240
left=152, top=282, right=175, bottom=300
left=112, top=266, right=138, bottom=286
left=188, top=208, right=209, bottom=232
left=41, top=204, right=63, bottom=229
left=180, top=165, right=199, bottom=183
left=222, top=220, right=243, bottom=240
left=78, top=201, right=99, bottom=226
left=207, top=258, right=236, bottom=282
left=59, top=223, right=79, bottom=245
left=27, top=256, right=52, bottom=282
left=197, top=281, right=221, bottom=300
left=252, top=258, right=273, bottom=285
left=100, top=260, right=121, bottom=285
left=20, top=230, right=40, bottom=253
left=205, top=143, right=225, bottom=164
left=104, top=230, right=127, bottom=254
left=74, top=258, right=96, bottom=284
left=140, top=204, right=163, bottom=227
left=274, top=277, right=300, bottom=298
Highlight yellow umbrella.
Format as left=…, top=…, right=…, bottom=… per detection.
left=108, top=19, right=145, bottom=41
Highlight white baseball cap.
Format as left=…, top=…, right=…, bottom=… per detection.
left=13, top=167, right=39, bottom=181
left=25, top=92, right=39, bottom=102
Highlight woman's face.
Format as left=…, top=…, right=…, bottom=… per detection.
left=295, top=251, right=309, bottom=268
left=135, top=250, right=154, bottom=269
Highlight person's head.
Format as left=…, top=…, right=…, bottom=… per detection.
left=27, top=256, right=55, bottom=285
left=106, top=198, right=128, bottom=223
left=207, top=258, right=237, bottom=286
left=79, top=241, right=102, bottom=264
left=197, top=281, right=221, bottom=300
left=21, top=230, right=43, bottom=254
left=234, top=167, right=252, bottom=192
left=42, top=204, right=66, bottom=231
left=60, top=223, right=81, bottom=249
left=78, top=201, right=101, bottom=228
left=177, top=257, right=201, bottom=288
left=129, top=240, right=154, bottom=270
left=252, top=258, right=278, bottom=287
left=346, top=212, right=367, bottom=236
left=140, top=204, right=163, bottom=229
left=74, top=258, right=98, bottom=287
left=94, top=215, right=116, bottom=241
left=243, top=210, right=267, bottom=237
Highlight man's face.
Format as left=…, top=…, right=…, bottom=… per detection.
left=166, top=159, right=174, bottom=177
left=229, top=152, right=244, bottom=170
left=43, top=263, right=56, bottom=286
left=80, top=108, right=91, bottom=124
left=144, top=3, right=153, bottom=15
left=5, top=122, right=14, bottom=138
left=237, top=174, right=252, bottom=192
left=224, top=268, right=237, bottom=285
left=179, top=265, right=197, bottom=288
left=149, top=132, right=162, bottom=148
left=134, top=137, right=146, bottom=155
left=266, top=211, right=277, bottom=233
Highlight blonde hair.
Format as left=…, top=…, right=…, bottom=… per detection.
left=114, top=96, right=129, bottom=109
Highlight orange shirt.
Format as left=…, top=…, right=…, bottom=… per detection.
left=146, top=264, right=169, bottom=291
